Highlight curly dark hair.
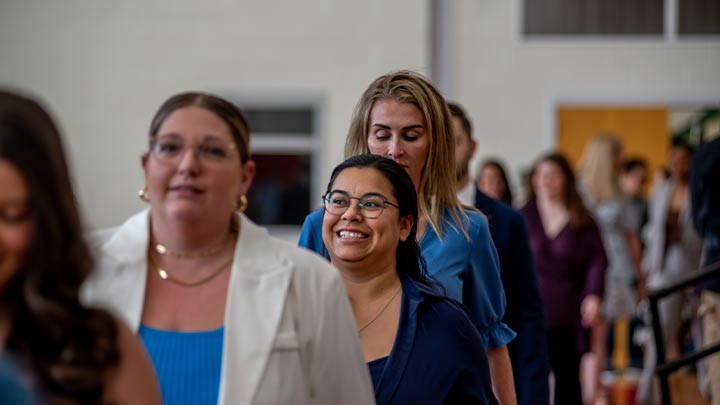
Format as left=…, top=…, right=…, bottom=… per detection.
left=0, top=90, right=119, bottom=404
left=325, top=153, right=438, bottom=289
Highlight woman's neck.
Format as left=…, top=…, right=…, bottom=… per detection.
left=150, top=212, right=235, bottom=252
left=536, top=195, right=566, bottom=211
left=338, top=261, right=401, bottom=306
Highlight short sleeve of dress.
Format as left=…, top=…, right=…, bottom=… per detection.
left=462, top=211, right=517, bottom=348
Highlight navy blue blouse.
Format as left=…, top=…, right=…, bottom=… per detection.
left=368, top=272, right=498, bottom=405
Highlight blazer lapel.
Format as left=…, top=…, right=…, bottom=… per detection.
left=219, top=214, right=293, bottom=405
left=93, top=210, right=151, bottom=331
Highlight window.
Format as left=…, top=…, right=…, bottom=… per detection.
left=522, top=0, right=720, bottom=39
left=678, top=0, right=720, bottom=35
left=222, top=98, right=321, bottom=230
left=523, top=0, right=663, bottom=36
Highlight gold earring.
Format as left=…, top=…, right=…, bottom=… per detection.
left=138, top=186, right=150, bottom=202
left=235, top=195, right=248, bottom=212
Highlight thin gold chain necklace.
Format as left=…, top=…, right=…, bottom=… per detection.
left=357, top=285, right=402, bottom=334
left=153, top=233, right=231, bottom=259
left=148, top=252, right=233, bottom=288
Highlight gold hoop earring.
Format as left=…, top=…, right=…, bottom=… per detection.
left=235, top=195, right=248, bottom=212
left=138, top=186, right=150, bottom=202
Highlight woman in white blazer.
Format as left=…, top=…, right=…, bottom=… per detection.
left=82, top=92, right=375, bottom=405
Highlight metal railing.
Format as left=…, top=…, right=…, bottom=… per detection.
left=647, top=260, right=720, bottom=405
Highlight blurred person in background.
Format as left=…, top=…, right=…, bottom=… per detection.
left=620, top=157, right=650, bottom=236
left=82, top=92, right=375, bottom=405
left=299, top=70, right=517, bottom=404
left=449, top=101, right=549, bottom=405
left=0, top=90, right=160, bottom=405
left=477, top=160, right=515, bottom=206
left=578, top=134, right=644, bottom=404
left=691, top=134, right=720, bottom=405
left=522, top=152, right=608, bottom=405
left=637, top=141, right=703, bottom=405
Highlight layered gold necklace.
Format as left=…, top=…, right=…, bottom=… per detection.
left=149, top=232, right=235, bottom=287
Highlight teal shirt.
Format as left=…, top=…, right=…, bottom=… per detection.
left=139, top=325, right=224, bottom=405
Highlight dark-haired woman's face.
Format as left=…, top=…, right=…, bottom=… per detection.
left=0, top=160, right=32, bottom=290
left=322, top=167, right=412, bottom=271
left=142, top=106, right=255, bottom=224
left=478, top=165, right=506, bottom=202
left=533, top=160, right=566, bottom=202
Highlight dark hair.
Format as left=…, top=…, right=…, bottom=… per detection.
left=622, top=157, right=648, bottom=173
left=528, top=152, right=592, bottom=229
left=447, top=102, right=472, bottom=141
left=0, top=91, right=119, bottom=404
left=479, top=159, right=514, bottom=206
left=325, top=154, right=434, bottom=288
left=149, top=91, right=251, bottom=163
left=670, top=139, right=695, bottom=156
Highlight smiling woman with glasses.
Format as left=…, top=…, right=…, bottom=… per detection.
left=321, top=153, right=497, bottom=404
left=82, top=91, right=374, bottom=405
left=299, top=70, right=515, bottom=404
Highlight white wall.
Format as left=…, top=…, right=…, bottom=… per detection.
left=3, top=0, right=719, bottom=227
left=452, top=0, right=720, bottom=197
left=0, top=0, right=429, bottom=229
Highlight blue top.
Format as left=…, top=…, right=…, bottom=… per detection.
left=298, top=208, right=515, bottom=349
left=370, top=272, right=498, bottom=404
left=139, top=325, right=224, bottom=405
left=367, top=356, right=387, bottom=389
left=0, top=355, right=41, bottom=405
left=475, top=190, right=550, bottom=405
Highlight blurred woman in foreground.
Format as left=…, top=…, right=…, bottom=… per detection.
left=0, top=90, right=160, bottom=404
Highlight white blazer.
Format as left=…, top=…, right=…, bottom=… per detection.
left=82, top=210, right=375, bottom=405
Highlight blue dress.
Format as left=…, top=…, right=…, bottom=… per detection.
left=298, top=208, right=515, bottom=349
left=370, top=272, right=498, bottom=404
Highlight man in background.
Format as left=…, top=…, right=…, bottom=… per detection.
left=449, top=102, right=550, bottom=405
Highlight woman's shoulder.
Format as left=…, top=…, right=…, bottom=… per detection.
left=440, top=208, right=488, bottom=236
left=105, top=317, right=161, bottom=405
left=404, top=275, right=478, bottom=338
left=416, top=293, right=482, bottom=344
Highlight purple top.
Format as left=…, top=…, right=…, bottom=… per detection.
left=521, top=201, right=607, bottom=331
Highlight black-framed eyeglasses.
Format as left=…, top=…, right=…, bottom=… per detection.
left=322, top=191, right=399, bottom=219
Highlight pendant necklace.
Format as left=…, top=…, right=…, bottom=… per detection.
left=357, top=285, right=402, bottom=334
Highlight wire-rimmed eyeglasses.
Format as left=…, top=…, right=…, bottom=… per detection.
left=150, top=135, right=237, bottom=164
left=322, top=191, right=399, bottom=219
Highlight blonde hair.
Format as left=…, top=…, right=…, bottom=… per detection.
left=344, top=70, right=467, bottom=238
left=578, top=133, right=623, bottom=203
